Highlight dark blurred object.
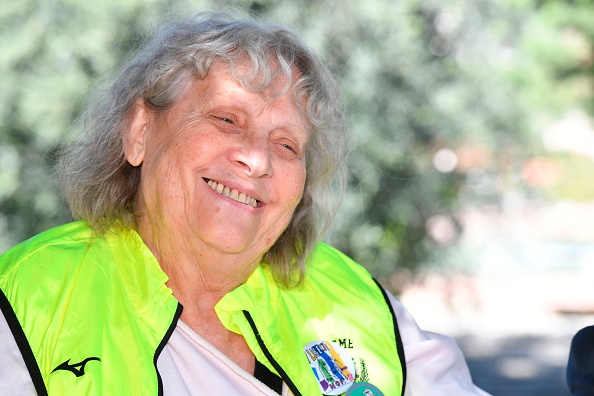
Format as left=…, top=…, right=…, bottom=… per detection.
left=567, top=325, right=594, bottom=396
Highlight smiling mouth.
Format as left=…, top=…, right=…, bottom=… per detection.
left=205, top=179, right=259, bottom=207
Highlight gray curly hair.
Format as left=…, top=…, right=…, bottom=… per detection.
left=58, top=11, right=348, bottom=287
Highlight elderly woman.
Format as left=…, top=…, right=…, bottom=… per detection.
left=0, top=12, right=489, bottom=396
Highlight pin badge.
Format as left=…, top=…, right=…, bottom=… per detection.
left=345, top=382, right=385, bottom=395
left=304, top=340, right=355, bottom=395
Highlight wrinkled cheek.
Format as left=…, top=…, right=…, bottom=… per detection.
left=139, top=162, right=185, bottom=221
left=280, top=201, right=303, bottom=231
left=287, top=173, right=306, bottom=216
left=292, top=167, right=307, bottom=199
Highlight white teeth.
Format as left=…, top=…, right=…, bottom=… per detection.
left=206, top=179, right=258, bottom=207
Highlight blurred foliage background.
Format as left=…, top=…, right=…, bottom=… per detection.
left=1, top=0, right=593, bottom=291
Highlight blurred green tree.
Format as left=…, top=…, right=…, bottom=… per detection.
left=1, top=0, right=590, bottom=290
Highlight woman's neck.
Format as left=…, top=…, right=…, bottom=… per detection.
left=138, top=218, right=262, bottom=299
left=136, top=221, right=261, bottom=373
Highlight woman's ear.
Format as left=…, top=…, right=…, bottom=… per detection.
left=124, top=99, right=149, bottom=167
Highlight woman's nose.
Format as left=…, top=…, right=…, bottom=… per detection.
left=232, top=139, right=273, bottom=178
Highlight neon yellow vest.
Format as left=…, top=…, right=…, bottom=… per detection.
left=0, top=222, right=181, bottom=395
left=0, top=222, right=404, bottom=395
left=216, top=243, right=405, bottom=395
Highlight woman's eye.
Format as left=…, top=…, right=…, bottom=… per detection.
left=218, top=117, right=234, bottom=124
left=280, top=143, right=298, bottom=155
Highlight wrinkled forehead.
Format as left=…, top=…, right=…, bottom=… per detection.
left=188, top=54, right=312, bottom=121
left=207, top=56, right=307, bottom=111
left=222, top=57, right=312, bottom=124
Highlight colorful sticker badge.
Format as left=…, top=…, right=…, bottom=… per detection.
left=304, top=340, right=356, bottom=395
left=345, top=382, right=385, bottom=396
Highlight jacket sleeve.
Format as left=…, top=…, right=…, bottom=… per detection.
left=385, top=291, right=491, bottom=396
left=0, top=294, right=41, bottom=395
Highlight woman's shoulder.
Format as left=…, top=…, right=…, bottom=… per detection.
left=306, top=243, right=379, bottom=286
left=1, top=221, right=94, bottom=266
left=308, top=243, right=367, bottom=273
left=0, top=221, right=108, bottom=290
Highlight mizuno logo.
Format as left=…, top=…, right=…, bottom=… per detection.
left=51, top=357, right=101, bottom=377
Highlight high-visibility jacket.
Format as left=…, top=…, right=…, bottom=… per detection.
left=0, top=221, right=405, bottom=395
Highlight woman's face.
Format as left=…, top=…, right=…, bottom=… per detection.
left=127, top=64, right=309, bottom=261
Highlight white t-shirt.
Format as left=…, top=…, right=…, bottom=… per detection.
left=0, top=290, right=490, bottom=395
left=157, top=291, right=489, bottom=396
